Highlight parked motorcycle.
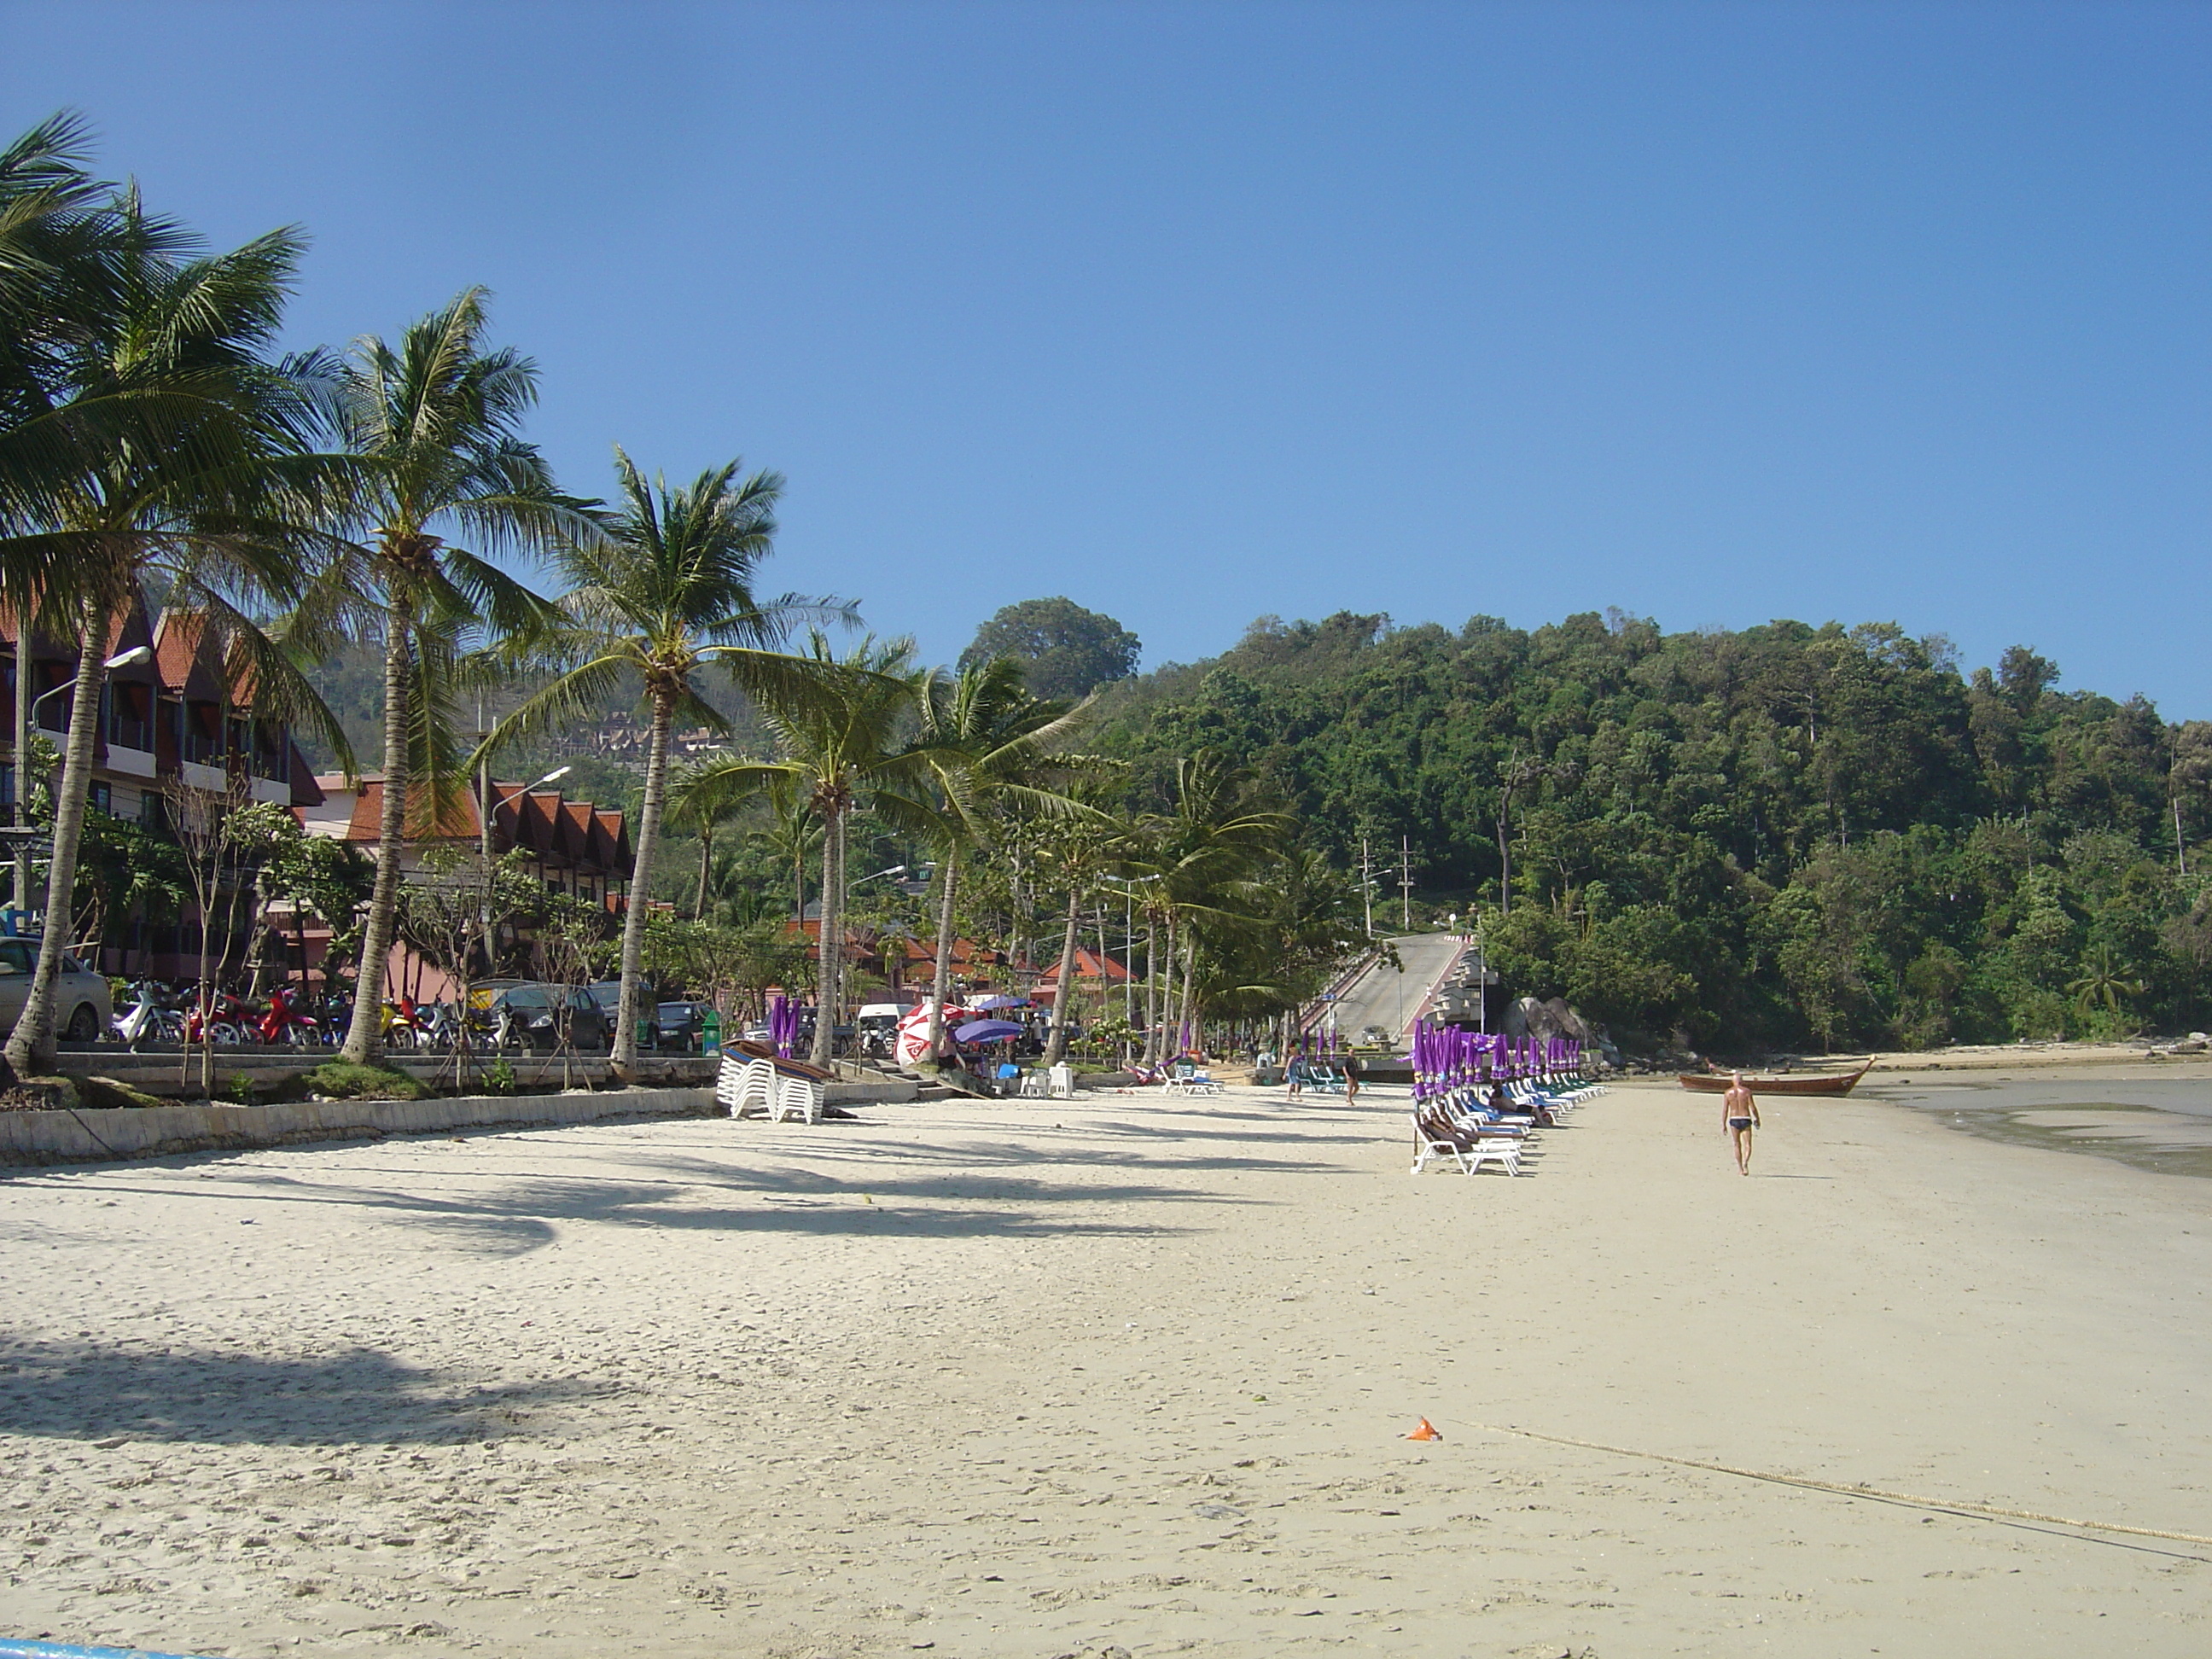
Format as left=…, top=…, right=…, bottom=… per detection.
left=253, top=982, right=323, bottom=1047
left=110, top=980, right=184, bottom=1050
left=183, top=987, right=253, bottom=1047
left=381, top=997, right=433, bottom=1051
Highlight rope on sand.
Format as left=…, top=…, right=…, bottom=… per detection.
left=1458, top=1419, right=2212, bottom=1554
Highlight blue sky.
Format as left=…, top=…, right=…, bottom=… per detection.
left=5, top=2, right=2208, bottom=710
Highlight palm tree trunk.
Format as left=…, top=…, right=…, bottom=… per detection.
left=926, top=845, right=959, bottom=1065
left=809, top=806, right=842, bottom=1067
left=1043, top=885, right=1082, bottom=1065
left=1179, top=934, right=1199, bottom=1059
left=7, top=606, right=107, bottom=1076
left=612, top=691, right=673, bottom=1084
left=693, top=824, right=713, bottom=919
left=1141, top=917, right=1157, bottom=1064
left=341, top=607, right=411, bottom=1064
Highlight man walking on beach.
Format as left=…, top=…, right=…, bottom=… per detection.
left=1722, top=1073, right=1760, bottom=1175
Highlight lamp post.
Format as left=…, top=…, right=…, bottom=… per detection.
left=13, top=645, right=152, bottom=916
left=835, top=864, right=905, bottom=1035
left=1101, top=873, right=1161, bottom=1063
left=479, top=763, right=570, bottom=963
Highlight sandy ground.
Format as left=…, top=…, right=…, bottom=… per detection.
left=4, top=1072, right=2212, bottom=1657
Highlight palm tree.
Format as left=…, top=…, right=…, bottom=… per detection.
left=486, top=450, right=847, bottom=1083
left=1, top=187, right=352, bottom=1075
left=1036, top=794, right=1121, bottom=1067
left=910, top=656, right=1096, bottom=1067
left=1124, top=750, right=1292, bottom=1061
left=2068, top=945, right=2144, bottom=1025
left=322, top=289, right=594, bottom=1064
left=678, top=635, right=931, bottom=1065
left=0, top=112, right=114, bottom=553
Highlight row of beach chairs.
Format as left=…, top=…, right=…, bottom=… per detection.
left=1288, top=1058, right=1351, bottom=1094
left=1410, top=1070, right=1609, bottom=1177
left=1127, top=1059, right=1224, bottom=1096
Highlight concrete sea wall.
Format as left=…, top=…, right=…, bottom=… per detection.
left=0, top=1074, right=931, bottom=1169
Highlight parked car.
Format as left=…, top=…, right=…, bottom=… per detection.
left=0, top=939, right=112, bottom=1043
left=585, top=979, right=655, bottom=1018
left=486, top=983, right=609, bottom=1053
left=652, top=1001, right=715, bottom=1052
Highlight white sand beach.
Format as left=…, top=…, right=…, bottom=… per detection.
left=5, top=1072, right=2211, bottom=1656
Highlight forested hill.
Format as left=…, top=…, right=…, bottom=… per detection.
left=1092, top=609, right=2212, bottom=1053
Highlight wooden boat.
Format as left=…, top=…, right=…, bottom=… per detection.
left=1677, top=1058, right=1876, bottom=1097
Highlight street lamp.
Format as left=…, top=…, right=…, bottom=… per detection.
left=27, top=644, right=151, bottom=717
left=10, top=643, right=157, bottom=915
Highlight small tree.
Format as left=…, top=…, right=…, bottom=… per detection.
left=530, top=886, right=612, bottom=1090
left=398, top=845, right=538, bottom=1090
left=259, top=829, right=375, bottom=1003
left=167, top=773, right=253, bottom=1097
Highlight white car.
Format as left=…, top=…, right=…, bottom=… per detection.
left=0, top=938, right=114, bottom=1043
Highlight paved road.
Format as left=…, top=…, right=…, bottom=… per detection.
left=1318, top=931, right=1468, bottom=1049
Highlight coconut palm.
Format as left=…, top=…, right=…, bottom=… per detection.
left=320, top=289, right=595, bottom=1064
left=483, top=450, right=848, bottom=1082
left=910, top=656, right=1097, bottom=1067
left=1034, top=793, right=1122, bottom=1066
left=0, top=112, right=114, bottom=556
left=1, top=189, right=352, bottom=1074
left=1122, top=750, right=1292, bottom=1061
left=2068, top=945, right=2145, bottom=1025
left=678, top=635, right=932, bottom=1065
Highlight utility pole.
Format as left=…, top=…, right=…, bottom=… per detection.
left=1400, top=834, right=1414, bottom=930
left=1359, top=835, right=1374, bottom=938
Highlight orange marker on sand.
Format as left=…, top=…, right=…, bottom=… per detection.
left=1404, top=1417, right=1441, bottom=1441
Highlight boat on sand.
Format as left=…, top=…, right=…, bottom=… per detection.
left=1677, top=1057, right=1876, bottom=1096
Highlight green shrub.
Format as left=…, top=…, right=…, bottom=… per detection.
left=294, top=1061, right=430, bottom=1101
left=483, top=1057, right=515, bottom=1097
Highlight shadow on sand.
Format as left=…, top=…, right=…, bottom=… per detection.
left=0, top=1336, right=599, bottom=1445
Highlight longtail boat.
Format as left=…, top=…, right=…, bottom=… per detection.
left=1677, top=1057, right=1876, bottom=1097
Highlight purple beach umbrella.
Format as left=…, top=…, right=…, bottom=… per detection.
left=955, top=1018, right=1025, bottom=1043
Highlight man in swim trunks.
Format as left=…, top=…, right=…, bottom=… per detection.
left=1722, top=1073, right=1760, bottom=1175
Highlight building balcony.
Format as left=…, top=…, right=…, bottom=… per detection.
left=105, top=744, right=158, bottom=779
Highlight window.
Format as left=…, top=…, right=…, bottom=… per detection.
left=185, top=702, right=222, bottom=763
left=89, top=783, right=111, bottom=814
left=0, top=941, right=30, bottom=975
left=105, top=680, right=152, bottom=751
left=34, top=667, right=67, bottom=733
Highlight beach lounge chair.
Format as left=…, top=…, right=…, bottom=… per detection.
left=717, top=1054, right=827, bottom=1124
left=1165, top=1060, right=1223, bottom=1097
left=1295, top=1060, right=1347, bottom=1096
left=1409, top=1111, right=1521, bottom=1176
